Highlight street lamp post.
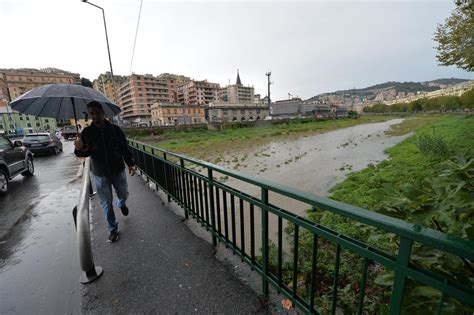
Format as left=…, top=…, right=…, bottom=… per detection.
left=82, top=0, right=118, bottom=104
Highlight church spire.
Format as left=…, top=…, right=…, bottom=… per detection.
left=236, top=69, right=242, bottom=85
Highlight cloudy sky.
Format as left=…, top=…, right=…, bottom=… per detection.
left=1, top=0, right=472, bottom=100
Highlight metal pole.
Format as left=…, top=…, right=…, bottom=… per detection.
left=82, top=1, right=117, bottom=103
left=100, top=8, right=118, bottom=103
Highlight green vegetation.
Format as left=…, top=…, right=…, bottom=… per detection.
left=434, top=2, right=474, bottom=72
left=363, top=90, right=474, bottom=113
left=385, top=115, right=443, bottom=136
left=330, top=115, right=473, bottom=216
left=286, top=115, right=474, bottom=313
left=132, top=116, right=393, bottom=157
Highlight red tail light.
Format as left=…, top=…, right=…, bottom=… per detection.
left=49, top=140, right=54, bottom=144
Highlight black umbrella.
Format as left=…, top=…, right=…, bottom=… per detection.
left=10, top=83, right=121, bottom=135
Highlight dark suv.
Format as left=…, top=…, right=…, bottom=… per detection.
left=0, top=134, right=35, bottom=194
left=22, top=133, right=63, bottom=155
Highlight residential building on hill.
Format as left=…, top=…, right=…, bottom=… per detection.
left=384, top=80, right=474, bottom=105
left=0, top=68, right=80, bottom=105
left=118, top=73, right=189, bottom=123
left=220, top=70, right=255, bottom=104
left=92, top=72, right=128, bottom=102
left=177, top=80, right=220, bottom=106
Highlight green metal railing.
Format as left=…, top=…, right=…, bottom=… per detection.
left=128, top=139, right=474, bottom=314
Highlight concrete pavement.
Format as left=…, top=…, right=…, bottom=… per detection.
left=81, top=171, right=267, bottom=314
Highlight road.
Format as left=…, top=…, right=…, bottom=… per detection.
left=0, top=140, right=82, bottom=314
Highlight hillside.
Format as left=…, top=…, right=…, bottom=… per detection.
left=307, top=77, right=471, bottom=104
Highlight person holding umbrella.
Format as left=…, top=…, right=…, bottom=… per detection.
left=10, top=83, right=132, bottom=243
left=74, top=101, right=136, bottom=243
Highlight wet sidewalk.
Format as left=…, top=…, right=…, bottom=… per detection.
left=81, top=172, right=266, bottom=314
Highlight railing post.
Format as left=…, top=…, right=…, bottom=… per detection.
left=75, top=157, right=103, bottom=284
left=141, top=145, right=148, bottom=182
left=163, top=152, right=171, bottom=202
left=151, top=148, right=157, bottom=184
left=208, top=169, right=217, bottom=246
left=180, top=158, right=189, bottom=220
left=261, top=187, right=269, bottom=295
left=389, top=237, right=413, bottom=315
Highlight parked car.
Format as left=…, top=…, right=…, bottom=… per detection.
left=22, top=133, right=63, bottom=156
left=0, top=134, right=34, bottom=194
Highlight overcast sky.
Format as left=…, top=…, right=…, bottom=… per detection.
left=1, top=0, right=472, bottom=100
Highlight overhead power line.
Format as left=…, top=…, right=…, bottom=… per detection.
left=129, top=0, right=144, bottom=76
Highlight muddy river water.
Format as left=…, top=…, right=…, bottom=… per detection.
left=185, top=119, right=411, bottom=250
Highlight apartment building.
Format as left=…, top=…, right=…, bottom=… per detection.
left=118, top=73, right=191, bottom=123
left=92, top=72, right=128, bottom=102
left=177, top=80, right=220, bottom=106
left=220, top=70, right=255, bottom=104
left=0, top=68, right=80, bottom=104
left=150, top=102, right=206, bottom=126
left=0, top=106, right=57, bottom=135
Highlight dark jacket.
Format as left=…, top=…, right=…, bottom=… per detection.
left=74, top=120, right=135, bottom=177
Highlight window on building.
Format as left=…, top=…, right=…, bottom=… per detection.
left=27, top=123, right=32, bottom=127
left=26, top=116, right=30, bottom=120
left=45, top=119, right=49, bottom=123
left=35, top=117, right=39, bottom=120
left=0, top=124, right=3, bottom=130
left=36, top=123, right=40, bottom=127
left=19, top=116, right=23, bottom=120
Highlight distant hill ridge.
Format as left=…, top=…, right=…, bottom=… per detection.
left=308, top=77, right=471, bottom=101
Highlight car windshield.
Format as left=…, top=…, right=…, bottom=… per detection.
left=23, top=135, right=50, bottom=141
left=0, top=137, right=11, bottom=150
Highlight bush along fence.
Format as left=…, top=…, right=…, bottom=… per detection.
left=128, top=139, right=474, bottom=314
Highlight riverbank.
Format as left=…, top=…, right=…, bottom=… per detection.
left=295, top=114, right=474, bottom=313
left=329, top=114, right=473, bottom=213
left=134, top=115, right=397, bottom=158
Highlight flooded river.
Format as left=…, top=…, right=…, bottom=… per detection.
left=210, top=119, right=408, bottom=208
left=185, top=119, right=411, bottom=251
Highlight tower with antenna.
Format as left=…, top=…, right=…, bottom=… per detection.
left=265, top=71, right=272, bottom=104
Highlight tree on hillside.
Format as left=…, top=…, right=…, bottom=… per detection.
left=461, top=88, right=474, bottom=108
left=434, top=3, right=474, bottom=71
